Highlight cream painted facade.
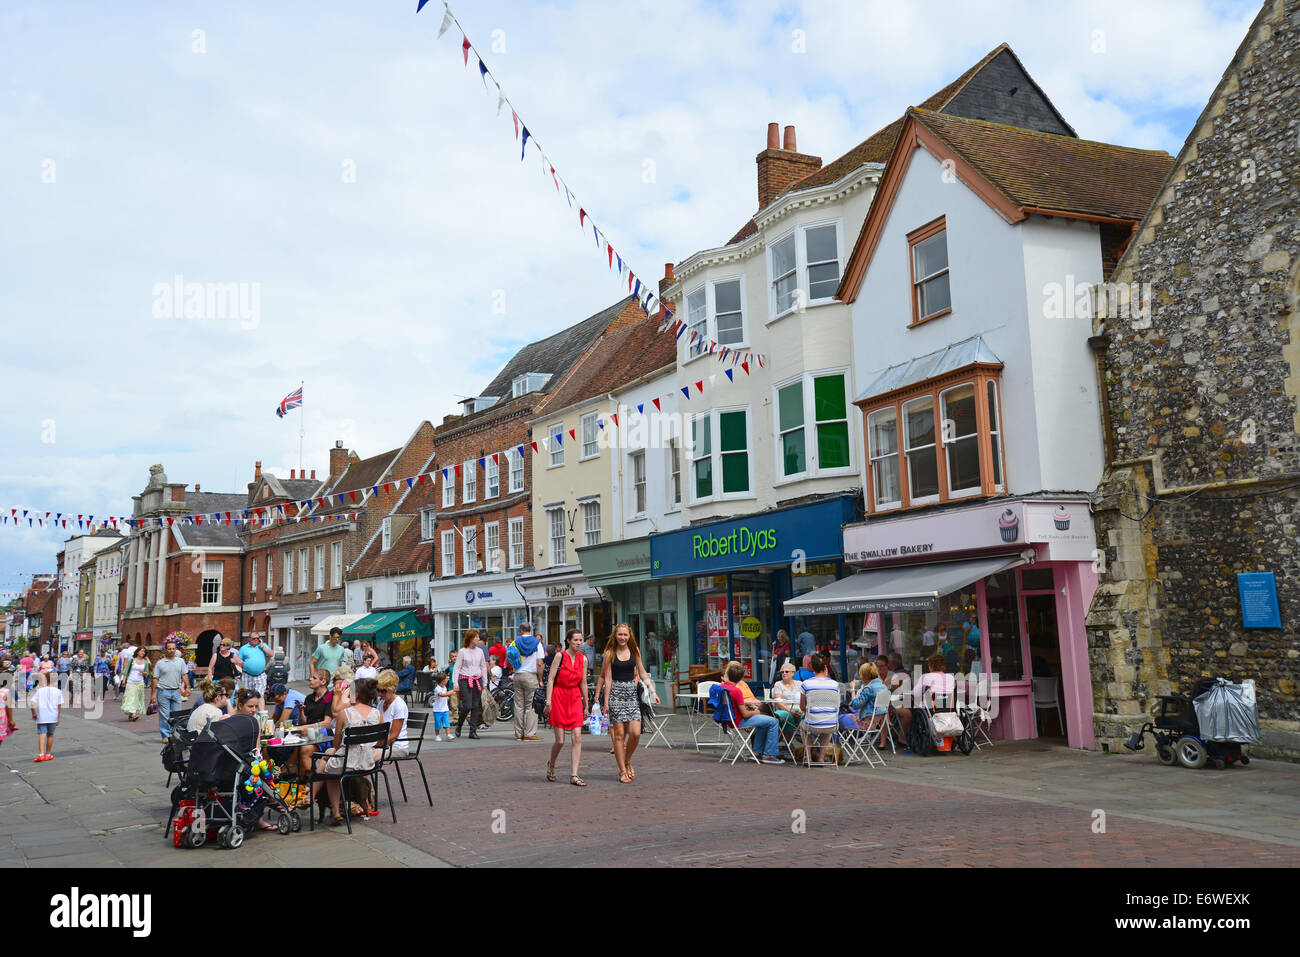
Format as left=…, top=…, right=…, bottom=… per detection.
left=663, top=163, right=880, bottom=522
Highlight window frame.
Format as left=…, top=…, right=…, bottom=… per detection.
left=420, top=508, right=434, bottom=542
left=908, top=217, right=952, bottom=327
left=484, top=521, right=501, bottom=573
left=283, top=550, right=293, bottom=595
left=508, top=448, right=524, bottom=493
left=631, top=450, right=647, bottom=517
left=364, top=585, right=374, bottom=613
left=580, top=412, right=600, bottom=459
left=772, top=369, right=854, bottom=484
left=581, top=499, right=601, bottom=547
left=314, top=544, right=325, bottom=588
left=689, top=407, right=754, bottom=503
left=667, top=435, right=681, bottom=510
left=201, top=561, right=223, bottom=606
left=684, top=284, right=708, bottom=361
left=381, top=517, right=392, bottom=552
left=684, top=275, right=748, bottom=364
left=266, top=552, right=273, bottom=593
left=463, top=526, right=478, bottom=574
left=298, top=547, right=309, bottom=593
left=250, top=556, right=257, bottom=597
left=508, top=517, right=524, bottom=570
left=396, top=579, right=416, bottom=606
left=442, top=473, right=455, bottom=508
left=441, top=530, right=456, bottom=578
left=547, top=506, right=567, bottom=566
left=485, top=455, right=500, bottom=498
left=462, top=460, right=476, bottom=503
left=858, top=366, right=1007, bottom=515
left=548, top=423, right=565, bottom=468
left=768, top=219, right=844, bottom=322
left=331, top=541, right=343, bottom=588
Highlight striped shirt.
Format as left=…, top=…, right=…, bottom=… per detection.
left=800, top=676, right=841, bottom=729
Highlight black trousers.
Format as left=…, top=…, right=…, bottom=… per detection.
left=455, top=678, right=482, bottom=732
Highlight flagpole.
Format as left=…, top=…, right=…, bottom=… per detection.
left=298, top=380, right=304, bottom=475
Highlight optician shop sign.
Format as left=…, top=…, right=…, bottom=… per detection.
left=650, top=496, right=855, bottom=578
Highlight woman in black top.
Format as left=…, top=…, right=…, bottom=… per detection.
left=288, top=668, right=334, bottom=781
left=599, top=623, right=660, bottom=785
left=209, top=637, right=239, bottom=682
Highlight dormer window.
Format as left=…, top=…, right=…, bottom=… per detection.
left=381, top=517, right=392, bottom=552
left=909, top=218, right=951, bottom=325
left=512, top=373, right=551, bottom=398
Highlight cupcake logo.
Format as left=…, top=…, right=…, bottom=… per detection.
left=1053, top=505, right=1071, bottom=531
left=997, top=508, right=1020, bottom=542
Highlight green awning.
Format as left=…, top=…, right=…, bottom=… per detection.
left=341, top=610, right=431, bottom=644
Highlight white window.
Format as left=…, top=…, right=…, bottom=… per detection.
left=512, top=372, right=550, bottom=397
left=463, top=526, right=478, bottom=573
left=912, top=227, right=951, bottom=322
left=549, top=424, right=564, bottom=467
left=314, top=544, right=325, bottom=588
left=484, top=522, right=501, bottom=573
left=509, top=448, right=524, bottom=493
left=421, top=509, right=434, bottom=541
left=486, top=456, right=499, bottom=498
left=441, top=530, right=456, bottom=578
left=266, top=552, right=273, bottom=593
left=250, top=557, right=257, bottom=596
left=903, top=397, right=940, bottom=504
left=867, top=407, right=901, bottom=509
left=381, top=517, right=392, bottom=552
left=770, top=221, right=842, bottom=317
left=331, top=541, right=343, bottom=588
left=714, top=278, right=744, bottom=346
left=508, top=517, right=524, bottom=569
left=364, top=585, right=374, bottom=613
left=548, top=506, right=566, bottom=566
left=396, top=579, right=416, bottom=606
left=581, top=500, right=601, bottom=547
left=581, top=413, right=599, bottom=459
left=298, top=548, right=309, bottom=592
left=283, top=550, right=293, bottom=594
left=941, top=383, right=981, bottom=497
left=987, top=380, right=1004, bottom=490
left=201, top=562, right=223, bottom=606
left=668, top=436, right=681, bottom=508
left=442, top=472, right=455, bottom=508
left=463, top=461, right=476, bottom=503
left=690, top=409, right=751, bottom=500
left=631, top=451, right=647, bottom=515
left=775, top=371, right=852, bottom=480
left=686, top=286, right=707, bottom=358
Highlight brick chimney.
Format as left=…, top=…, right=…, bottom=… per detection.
left=290, top=469, right=296, bottom=480
left=329, top=441, right=349, bottom=483
left=254, top=461, right=262, bottom=481
left=756, top=122, right=822, bottom=211
left=659, top=262, right=675, bottom=296
left=310, top=469, right=316, bottom=480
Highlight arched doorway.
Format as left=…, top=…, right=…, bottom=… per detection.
left=195, top=629, right=220, bottom=678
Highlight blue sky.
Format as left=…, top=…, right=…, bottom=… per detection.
left=0, top=0, right=1260, bottom=597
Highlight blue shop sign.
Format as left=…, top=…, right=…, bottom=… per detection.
left=650, top=496, right=856, bottom=578
left=1237, top=573, right=1281, bottom=629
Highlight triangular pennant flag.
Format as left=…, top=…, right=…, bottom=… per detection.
left=607, top=243, right=614, bottom=269
left=616, top=253, right=623, bottom=276
left=541, top=437, right=550, bottom=451
left=405, top=478, right=414, bottom=489
left=579, top=208, right=586, bottom=229
left=636, top=403, right=644, bottom=414
left=633, top=278, right=641, bottom=299
left=681, top=387, right=690, bottom=399
left=610, top=413, right=619, bottom=427
left=652, top=397, right=661, bottom=411
left=454, top=464, right=462, bottom=477
left=492, top=453, right=500, bottom=466
left=517, top=445, right=525, bottom=457
left=531, top=441, right=539, bottom=454
left=563, top=184, right=572, bottom=207
left=383, top=483, right=391, bottom=494
left=478, top=57, right=488, bottom=87
left=597, top=418, right=605, bottom=430
left=350, top=491, right=358, bottom=503
left=462, top=35, right=471, bottom=66
left=496, top=85, right=505, bottom=115
left=511, top=109, right=519, bottom=138
left=521, top=126, right=530, bottom=160
left=477, top=457, right=485, bottom=470
left=435, top=7, right=454, bottom=35
left=441, top=468, right=449, bottom=481
left=593, top=223, right=600, bottom=247
left=695, top=380, right=704, bottom=394
left=568, top=429, right=576, bottom=442
left=725, top=368, right=734, bottom=382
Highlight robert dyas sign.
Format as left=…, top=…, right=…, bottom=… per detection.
left=692, top=526, right=777, bottom=560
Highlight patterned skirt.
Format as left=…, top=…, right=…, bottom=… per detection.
left=122, top=680, right=149, bottom=716
left=608, top=680, right=641, bottom=724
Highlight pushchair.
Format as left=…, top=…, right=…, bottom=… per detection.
left=169, top=714, right=301, bottom=849
left=1124, top=676, right=1258, bottom=769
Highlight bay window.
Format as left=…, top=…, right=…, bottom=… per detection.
left=770, top=221, right=842, bottom=318
left=686, top=287, right=707, bottom=359
left=685, top=278, right=745, bottom=361
left=860, top=369, right=1006, bottom=513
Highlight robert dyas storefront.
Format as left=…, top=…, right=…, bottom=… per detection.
left=787, top=497, right=1099, bottom=748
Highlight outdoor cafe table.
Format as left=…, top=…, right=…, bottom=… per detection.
left=674, top=692, right=709, bottom=751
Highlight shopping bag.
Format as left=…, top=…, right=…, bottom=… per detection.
left=930, top=711, right=963, bottom=738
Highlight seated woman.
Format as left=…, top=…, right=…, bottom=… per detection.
left=841, top=663, right=891, bottom=747
left=313, top=677, right=381, bottom=827
left=289, top=669, right=335, bottom=785
left=769, top=663, right=804, bottom=732
left=187, top=678, right=235, bottom=735
left=892, top=653, right=955, bottom=742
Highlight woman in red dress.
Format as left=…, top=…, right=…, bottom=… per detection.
left=544, top=628, right=589, bottom=786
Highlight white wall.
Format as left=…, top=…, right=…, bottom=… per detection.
left=611, top=367, right=682, bottom=541
left=849, top=146, right=1105, bottom=496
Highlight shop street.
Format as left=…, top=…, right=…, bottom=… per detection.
left=2, top=701, right=1298, bottom=868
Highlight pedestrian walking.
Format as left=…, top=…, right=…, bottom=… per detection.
left=510, top=621, right=545, bottom=741
left=121, top=646, right=151, bottom=721
left=69, top=650, right=90, bottom=704
left=453, top=630, right=487, bottom=740
left=598, top=623, right=659, bottom=785
left=0, top=678, right=17, bottom=754
left=310, top=627, right=349, bottom=678
left=430, top=671, right=452, bottom=741
left=152, top=639, right=191, bottom=741
left=208, top=636, right=240, bottom=685
left=56, top=652, right=70, bottom=690
left=237, top=632, right=269, bottom=695
left=543, top=628, right=589, bottom=786
left=94, top=652, right=112, bottom=698
left=30, top=672, right=61, bottom=762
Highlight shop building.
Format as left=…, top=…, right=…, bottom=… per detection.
left=811, top=107, right=1171, bottom=748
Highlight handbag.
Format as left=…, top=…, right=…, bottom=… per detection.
left=930, top=711, right=964, bottom=738
left=146, top=701, right=159, bottom=716
left=639, top=679, right=655, bottom=707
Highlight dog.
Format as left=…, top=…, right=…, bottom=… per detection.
left=314, top=775, right=374, bottom=822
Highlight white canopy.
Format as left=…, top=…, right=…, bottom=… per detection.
left=783, top=555, right=1027, bottom=616
left=310, top=613, right=366, bottom=636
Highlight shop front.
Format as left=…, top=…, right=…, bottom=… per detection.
left=518, top=565, right=606, bottom=650
left=790, top=497, right=1098, bottom=748
left=648, top=495, right=859, bottom=691
left=428, top=573, right=528, bottom=667
left=270, top=607, right=340, bottom=682
left=342, top=609, right=432, bottom=667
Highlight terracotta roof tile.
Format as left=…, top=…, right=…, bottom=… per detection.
left=350, top=478, right=439, bottom=579
left=540, top=306, right=678, bottom=414
left=313, top=449, right=400, bottom=515
left=912, top=109, right=1173, bottom=221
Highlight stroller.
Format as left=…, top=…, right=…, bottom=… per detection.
left=1124, top=676, right=1259, bottom=769
left=169, top=714, right=302, bottom=849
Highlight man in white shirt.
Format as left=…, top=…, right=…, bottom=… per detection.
left=30, top=672, right=62, bottom=762
left=511, top=622, right=545, bottom=742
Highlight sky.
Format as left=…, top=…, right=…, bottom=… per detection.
left=0, top=0, right=1262, bottom=598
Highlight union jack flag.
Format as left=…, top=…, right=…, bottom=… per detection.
left=276, top=386, right=303, bottom=418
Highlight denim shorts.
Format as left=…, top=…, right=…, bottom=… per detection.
left=37, top=722, right=57, bottom=735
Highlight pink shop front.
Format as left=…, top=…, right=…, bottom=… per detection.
left=786, top=498, right=1098, bottom=749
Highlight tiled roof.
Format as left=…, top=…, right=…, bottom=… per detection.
left=721, top=44, right=1013, bottom=248
left=912, top=109, right=1174, bottom=221
left=540, top=309, right=678, bottom=414
left=478, top=297, right=636, bottom=402
left=175, top=491, right=247, bottom=548
left=313, top=449, right=401, bottom=515
left=350, top=478, right=439, bottom=580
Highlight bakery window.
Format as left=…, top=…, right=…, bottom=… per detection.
left=858, top=368, right=1005, bottom=514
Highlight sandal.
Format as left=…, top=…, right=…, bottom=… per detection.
left=570, top=775, right=588, bottom=787
left=330, top=815, right=345, bottom=827
left=618, top=770, right=632, bottom=784
left=627, top=765, right=635, bottom=780
left=546, top=762, right=556, bottom=783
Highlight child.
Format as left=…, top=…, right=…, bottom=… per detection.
left=431, top=672, right=452, bottom=741
left=30, top=673, right=61, bottom=762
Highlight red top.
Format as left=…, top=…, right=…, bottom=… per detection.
left=489, top=642, right=510, bottom=673
left=549, top=651, right=585, bottom=730
left=721, top=681, right=746, bottom=727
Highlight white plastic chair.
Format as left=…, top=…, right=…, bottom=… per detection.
left=843, top=688, right=892, bottom=769
left=798, top=688, right=842, bottom=768
left=1033, top=677, right=1063, bottom=736
left=640, top=694, right=673, bottom=749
